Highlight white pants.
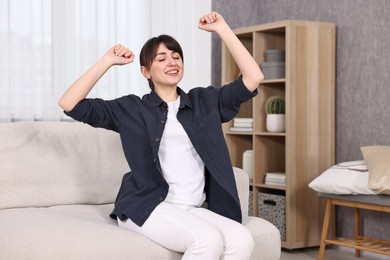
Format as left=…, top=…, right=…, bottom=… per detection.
left=117, top=201, right=254, bottom=260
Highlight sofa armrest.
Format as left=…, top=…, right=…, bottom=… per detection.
left=233, top=167, right=250, bottom=222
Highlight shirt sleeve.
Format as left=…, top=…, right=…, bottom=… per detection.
left=64, top=98, right=120, bottom=132
left=217, top=76, right=258, bottom=123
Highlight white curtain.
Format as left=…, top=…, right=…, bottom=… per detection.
left=0, top=0, right=211, bottom=122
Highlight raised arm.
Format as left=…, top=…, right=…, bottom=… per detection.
left=198, top=11, right=263, bottom=92
left=58, top=44, right=134, bottom=112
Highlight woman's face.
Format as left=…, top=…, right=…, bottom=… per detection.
left=145, top=43, right=184, bottom=89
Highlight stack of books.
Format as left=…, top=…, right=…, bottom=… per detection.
left=265, top=172, right=286, bottom=186
left=229, top=118, right=253, bottom=132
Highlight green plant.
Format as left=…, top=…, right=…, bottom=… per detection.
left=265, top=96, right=285, bottom=114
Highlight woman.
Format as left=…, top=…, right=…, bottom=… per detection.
left=59, top=11, right=263, bottom=260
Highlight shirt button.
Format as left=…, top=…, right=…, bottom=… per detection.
left=153, top=157, right=156, bottom=162
left=160, top=120, right=165, bottom=124
left=159, top=197, right=164, bottom=201
left=155, top=138, right=160, bottom=142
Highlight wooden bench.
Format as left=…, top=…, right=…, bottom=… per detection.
left=318, top=193, right=390, bottom=260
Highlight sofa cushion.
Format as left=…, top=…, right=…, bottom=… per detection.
left=0, top=204, right=181, bottom=260
left=0, top=203, right=281, bottom=260
left=0, top=122, right=129, bottom=209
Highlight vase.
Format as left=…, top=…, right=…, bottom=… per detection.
left=266, top=114, right=285, bottom=132
left=242, top=150, right=254, bottom=182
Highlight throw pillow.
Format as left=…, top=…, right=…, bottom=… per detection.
left=361, top=145, right=390, bottom=195
left=308, top=160, right=376, bottom=195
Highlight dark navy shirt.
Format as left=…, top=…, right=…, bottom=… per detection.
left=65, top=77, right=257, bottom=226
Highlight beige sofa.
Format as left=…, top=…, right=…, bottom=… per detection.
left=0, top=121, right=281, bottom=260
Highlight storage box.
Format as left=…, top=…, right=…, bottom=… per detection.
left=260, top=62, right=285, bottom=80
left=264, top=49, right=285, bottom=62
left=249, top=190, right=254, bottom=216
left=258, top=190, right=286, bottom=241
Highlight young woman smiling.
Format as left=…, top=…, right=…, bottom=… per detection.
left=59, top=11, right=263, bottom=260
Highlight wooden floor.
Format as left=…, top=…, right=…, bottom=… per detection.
left=280, top=246, right=390, bottom=260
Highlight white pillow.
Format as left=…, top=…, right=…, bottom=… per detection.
left=308, top=160, right=376, bottom=195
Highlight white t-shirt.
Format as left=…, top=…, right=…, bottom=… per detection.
left=158, top=96, right=206, bottom=206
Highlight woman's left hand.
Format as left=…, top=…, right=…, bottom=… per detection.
left=198, top=11, right=226, bottom=33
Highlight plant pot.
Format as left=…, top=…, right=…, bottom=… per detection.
left=266, top=114, right=285, bottom=132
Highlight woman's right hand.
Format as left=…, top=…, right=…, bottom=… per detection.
left=104, top=44, right=135, bottom=66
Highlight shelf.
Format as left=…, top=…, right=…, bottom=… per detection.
left=223, top=20, right=336, bottom=249
left=255, top=183, right=287, bottom=191
left=254, top=132, right=286, bottom=136
left=224, top=134, right=253, bottom=169
left=261, top=79, right=286, bottom=84
left=324, top=236, right=390, bottom=256
left=225, top=131, right=253, bottom=135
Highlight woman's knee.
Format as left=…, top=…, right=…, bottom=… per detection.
left=225, top=226, right=255, bottom=258
left=237, top=229, right=255, bottom=253
left=187, top=226, right=224, bottom=257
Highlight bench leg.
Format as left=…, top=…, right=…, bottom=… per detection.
left=354, top=207, right=361, bottom=257
left=318, top=199, right=332, bottom=260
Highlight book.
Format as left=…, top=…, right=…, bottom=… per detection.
left=233, top=118, right=253, bottom=123
left=265, top=172, right=286, bottom=186
left=266, top=172, right=286, bottom=179
left=229, top=126, right=253, bottom=132
left=265, top=180, right=286, bottom=186
left=233, top=122, right=253, bottom=128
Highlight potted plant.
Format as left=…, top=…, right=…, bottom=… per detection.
left=265, top=96, right=285, bottom=132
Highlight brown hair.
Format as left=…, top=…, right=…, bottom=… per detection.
left=139, top=35, right=184, bottom=90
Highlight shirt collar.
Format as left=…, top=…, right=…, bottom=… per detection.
left=148, top=87, right=192, bottom=109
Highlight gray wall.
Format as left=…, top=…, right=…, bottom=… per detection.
left=212, top=0, right=390, bottom=240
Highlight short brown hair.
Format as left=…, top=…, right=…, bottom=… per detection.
left=139, top=35, right=184, bottom=90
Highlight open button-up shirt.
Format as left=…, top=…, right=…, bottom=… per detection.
left=65, top=77, right=257, bottom=226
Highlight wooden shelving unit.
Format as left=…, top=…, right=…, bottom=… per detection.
left=222, top=20, right=336, bottom=249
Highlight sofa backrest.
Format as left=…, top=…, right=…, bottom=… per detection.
left=0, top=122, right=130, bottom=209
